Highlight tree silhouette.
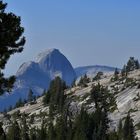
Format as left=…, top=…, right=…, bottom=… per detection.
left=0, top=1, right=25, bottom=94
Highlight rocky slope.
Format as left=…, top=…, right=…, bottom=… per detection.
left=1, top=69, right=140, bottom=138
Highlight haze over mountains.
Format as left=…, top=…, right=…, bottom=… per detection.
left=0, top=48, right=117, bottom=110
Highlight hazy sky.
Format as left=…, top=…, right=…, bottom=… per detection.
left=4, top=0, right=140, bottom=76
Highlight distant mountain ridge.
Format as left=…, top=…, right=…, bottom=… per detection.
left=75, top=65, right=119, bottom=77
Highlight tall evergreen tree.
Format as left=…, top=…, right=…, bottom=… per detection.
left=90, top=84, right=111, bottom=140
left=135, top=59, right=140, bottom=69
left=15, top=98, right=24, bottom=108
left=113, top=68, right=119, bottom=81
left=0, top=122, right=6, bottom=140
left=28, top=89, right=34, bottom=103
left=126, top=57, right=140, bottom=72
left=0, top=1, right=25, bottom=94
left=118, top=119, right=123, bottom=140
left=43, top=77, right=67, bottom=112
left=20, top=115, right=30, bottom=140
left=121, top=65, right=127, bottom=77
left=90, top=83, right=101, bottom=108
left=30, top=127, right=37, bottom=140
left=73, top=107, right=93, bottom=140
left=48, top=121, right=55, bottom=140
left=7, top=121, right=21, bottom=140
left=123, top=113, right=136, bottom=140
left=55, top=115, right=67, bottom=140
left=43, top=90, right=51, bottom=105
left=36, top=120, right=47, bottom=140
left=78, top=74, right=90, bottom=87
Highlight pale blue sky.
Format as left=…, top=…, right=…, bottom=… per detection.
left=3, top=0, right=140, bottom=76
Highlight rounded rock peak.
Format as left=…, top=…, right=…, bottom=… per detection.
left=35, top=48, right=60, bottom=63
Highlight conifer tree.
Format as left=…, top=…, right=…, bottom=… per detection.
left=43, top=90, right=51, bottom=105
left=7, top=121, right=21, bottom=140
left=36, top=120, right=47, bottom=140
left=28, top=89, right=34, bottom=103
left=0, top=122, right=6, bottom=140
left=48, top=121, right=55, bottom=140
left=44, top=77, right=67, bottom=112
left=114, top=68, right=119, bottom=81
left=90, top=84, right=111, bottom=140
left=118, top=119, right=123, bottom=140
left=73, top=107, right=91, bottom=140
left=78, top=74, right=89, bottom=87
left=125, top=57, right=140, bottom=72
left=108, top=130, right=118, bottom=140
left=30, top=127, right=37, bottom=140
left=90, top=83, right=101, bottom=108
left=83, top=74, right=90, bottom=83
left=135, top=59, right=140, bottom=69
left=71, top=78, right=76, bottom=87
left=15, top=98, right=24, bottom=108
left=0, top=1, right=25, bottom=94
left=123, top=113, right=136, bottom=140
left=20, top=114, right=30, bottom=140
left=55, top=115, right=67, bottom=140
left=93, top=71, right=103, bottom=81
left=121, top=65, right=127, bottom=77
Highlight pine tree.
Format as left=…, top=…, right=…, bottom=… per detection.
left=28, top=89, right=34, bottom=103
left=73, top=107, right=91, bottom=140
left=71, top=79, right=76, bottom=87
left=93, top=71, right=103, bottom=81
left=20, top=114, right=30, bottom=140
left=90, top=83, right=101, bottom=108
left=118, top=119, right=123, bottom=140
left=78, top=76, right=84, bottom=87
left=114, top=68, right=119, bottom=81
left=135, top=59, right=140, bottom=69
left=15, top=98, right=24, bottom=108
left=43, top=90, right=51, bottom=105
left=48, top=121, right=55, bottom=140
left=108, top=130, right=118, bottom=140
left=125, top=57, right=140, bottom=72
left=30, top=127, right=37, bottom=140
left=63, top=102, right=73, bottom=140
left=78, top=74, right=89, bottom=87
left=8, top=105, right=13, bottom=112
left=55, top=115, right=67, bottom=140
left=37, top=120, right=47, bottom=140
left=121, top=65, right=127, bottom=77
left=90, top=84, right=111, bottom=140
left=83, top=74, right=90, bottom=83
left=0, top=122, right=6, bottom=140
left=0, top=1, right=25, bottom=95
left=46, top=77, right=67, bottom=140
left=44, top=77, right=67, bottom=112
left=7, top=121, right=21, bottom=140
left=126, top=57, right=135, bottom=71
left=123, top=113, right=136, bottom=140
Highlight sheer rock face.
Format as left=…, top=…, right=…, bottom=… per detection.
left=0, top=49, right=76, bottom=110
left=34, top=48, right=76, bottom=85
left=16, top=48, right=76, bottom=87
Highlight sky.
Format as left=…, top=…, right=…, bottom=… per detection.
left=3, top=0, right=140, bottom=76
